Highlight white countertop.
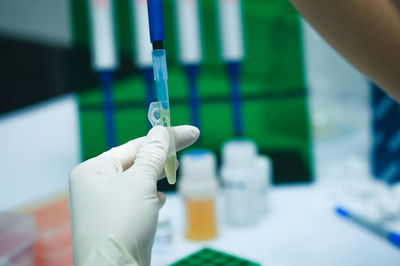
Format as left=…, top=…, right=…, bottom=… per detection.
left=155, top=185, right=400, bottom=266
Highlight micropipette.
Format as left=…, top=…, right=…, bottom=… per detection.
left=217, top=0, right=245, bottom=137
left=147, top=0, right=177, bottom=184
left=87, top=0, right=119, bottom=149
left=175, top=0, right=202, bottom=130
left=131, top=0, right=155, bottom=121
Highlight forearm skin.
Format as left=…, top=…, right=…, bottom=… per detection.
left=290, top=0, right=400, bottom=101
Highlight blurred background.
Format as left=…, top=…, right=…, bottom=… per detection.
left=0, top=0, right=399, bottom=265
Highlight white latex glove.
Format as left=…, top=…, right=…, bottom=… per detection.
left=69, top=125, right=200, bottom=266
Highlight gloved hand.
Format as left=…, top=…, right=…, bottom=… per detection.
left=69, top=125, right=200, bottom=266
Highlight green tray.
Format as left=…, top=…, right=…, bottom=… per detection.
left=170, top=248, right=260, bottom=266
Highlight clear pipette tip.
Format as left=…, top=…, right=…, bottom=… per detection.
left=148, top=49, right=177, bottom=184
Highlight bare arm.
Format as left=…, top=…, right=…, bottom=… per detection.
left=289, top=0, right=400, bottom=101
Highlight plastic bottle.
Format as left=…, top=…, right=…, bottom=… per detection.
left=221, top=139, right=259, bottom=226
left=178, top=149, right=218, bottom=240
left=254, top=155, right=272, bottom=215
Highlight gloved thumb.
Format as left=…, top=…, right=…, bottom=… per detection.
left=127, top=126, right=169, bottom=180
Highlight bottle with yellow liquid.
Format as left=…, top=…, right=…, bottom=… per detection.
left=178, top=150, right=218, bottom=241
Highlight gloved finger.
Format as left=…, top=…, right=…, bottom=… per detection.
left=126, top=126, right=169, bottom=179
left=88, top=125, right=199, bottom=178
left=157, top=192, right=166, bottom=209
left=174, top=125, right=200, bottom=152
left=100, top=137, right=145, bottom=173
left=99, top=125, right=198, bottom=173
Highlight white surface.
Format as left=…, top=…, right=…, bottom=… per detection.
left=0, top=94, right=80, bottom=211
left=0, top=0, right=72, bottom=47
left=154, top=186, right=400, bottom=266
left=217, top=0, right=244, bottom=62
left=175, top=0, right=202, bottom=64
left=88, top=0, right=119, bottom=70
left=132, top=0, right=153, bottom=68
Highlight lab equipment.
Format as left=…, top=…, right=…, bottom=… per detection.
left=336, top=206, right=400, bottom=248
left=221, top=139, right=260, bottom=226
left=99, top=71, right=116, bottom=148
left=131, top=0, right=155, bottom=112
left=174, top=0, right=202, bottom=129
left=78, top=0, right=313, bottom=184
left=87, top=0, right=119, bottom=149
left=217, top=0, right=245, bottom=136
left=0, top=213, right=36, bottom=266
left=178, top=149, right=218, bottom=240
left=255, top=155, right=273, bottom=214
left=170, top=247, right=260, bottom=266
left=146, top=0, right=177, bottom=184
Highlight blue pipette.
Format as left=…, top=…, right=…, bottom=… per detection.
left=146, top=0, right=177, bottom=184
left=131, top=0, right=155, bottom=128
left=99, top=71, right=116, bottom=148
left=175, top=0, right=203, bottom=130
left=87, top=0, right=119, bottom=149
left=185, top=65, right=201, bottom=129
left=336, top=206, right=400, bottom=249
left=217, top=0, right=245, bottom=137
left=227, top=62, right=243, bottom=136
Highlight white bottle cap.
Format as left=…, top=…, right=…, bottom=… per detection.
left=222, top=139, right=257, bottom=166
left=180, top=149, right=217, bottom=179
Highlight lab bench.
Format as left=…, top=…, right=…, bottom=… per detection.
left=156, top=186, right=400, bottom=266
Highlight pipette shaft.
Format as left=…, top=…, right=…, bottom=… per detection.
left=147, top=0, right=177, bottom=184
